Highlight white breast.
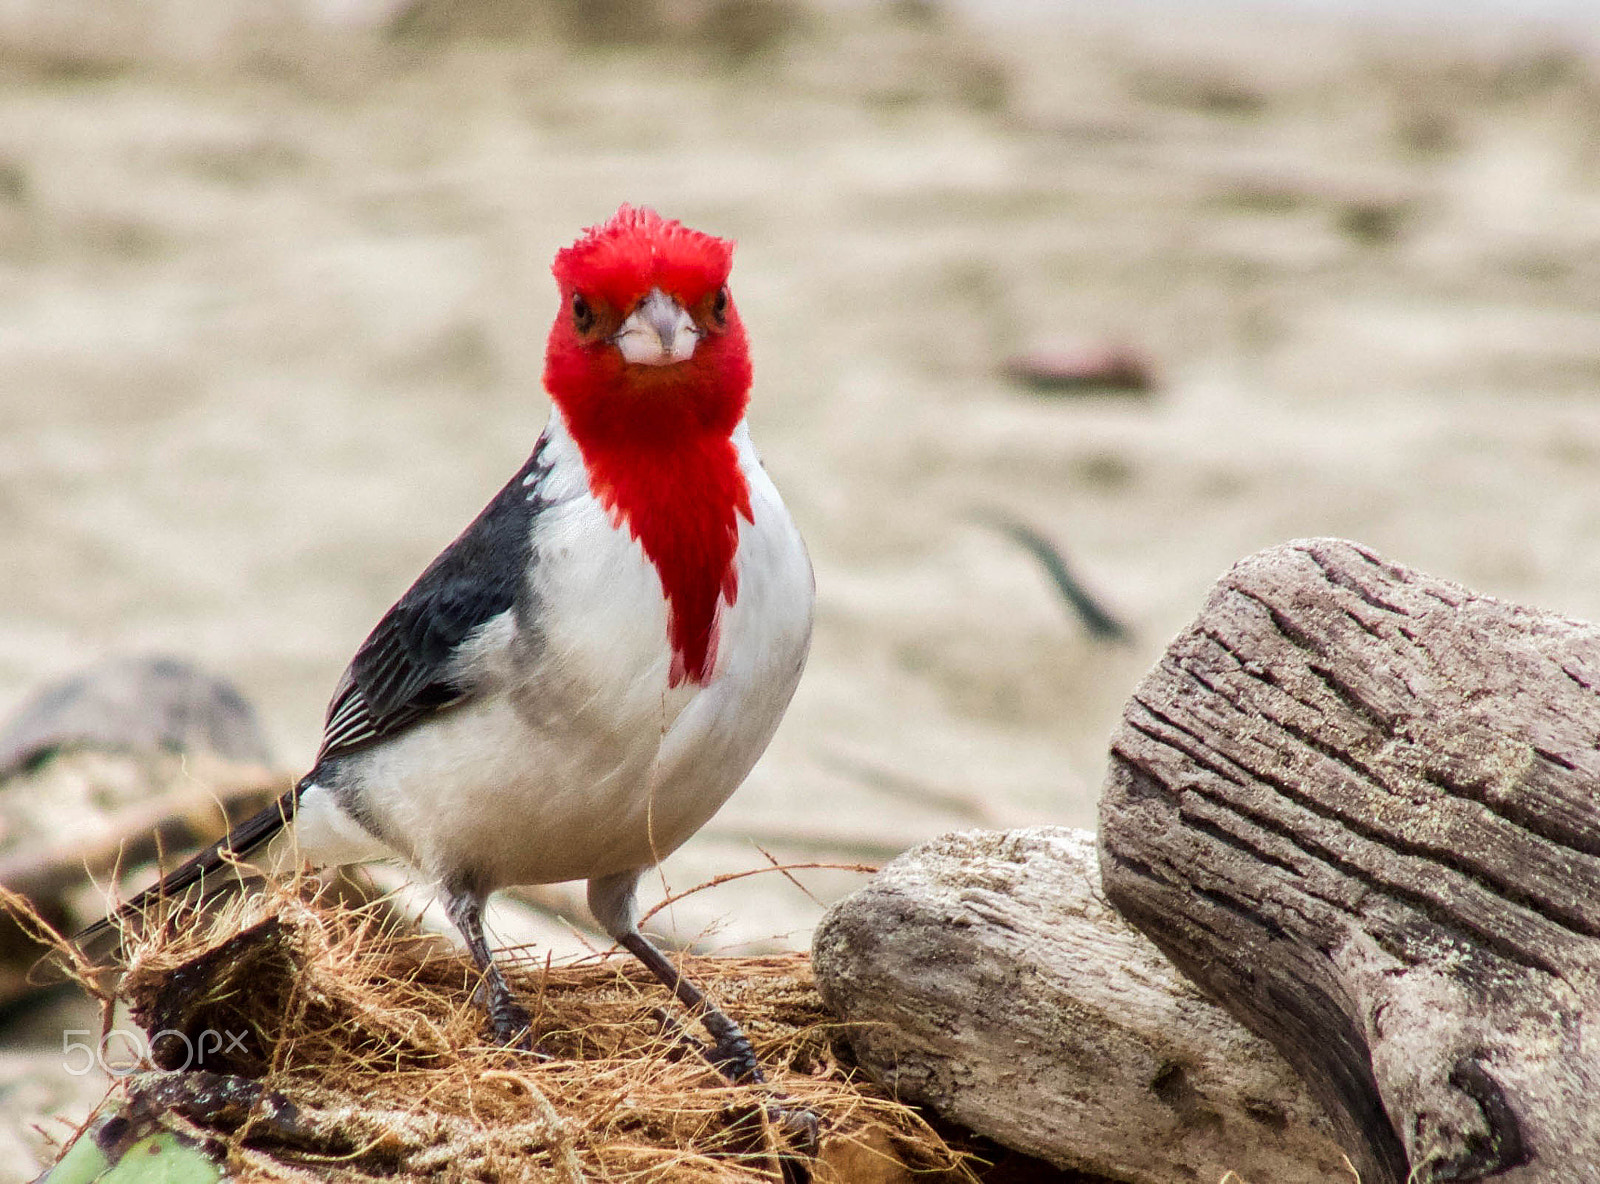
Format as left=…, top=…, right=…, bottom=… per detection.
left=316, top=411, right=814, bottom=893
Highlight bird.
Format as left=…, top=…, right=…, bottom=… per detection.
left=78, top=205, right=815, bottom=1083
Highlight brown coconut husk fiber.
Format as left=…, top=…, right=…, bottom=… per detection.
left=74, top=879, right=982, bottom=1183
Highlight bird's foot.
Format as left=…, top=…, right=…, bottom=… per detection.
left=775, top=1114, right=820, bottom=1184
left=706, top=1027, right=764, bottom=1084
left=646, top=1007, right=818, bottom=1182
left=768, top=1101, right=820, bottom=1159
left=725, top=1096, right=821, bottom=1184
left=646, top=1005, right=761, bottom=1082
left=483, top=985, right=542, bottom=1054
left=699, top=1005, right=764, bottom=1084
left=488, top=1008, right=535, bottom=1052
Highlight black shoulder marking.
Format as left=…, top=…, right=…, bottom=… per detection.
left=313, top=433, right=554, bottom=765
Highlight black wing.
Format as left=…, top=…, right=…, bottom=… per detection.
left=74, top=440, right=554, bottom=960
left=315, top=434, right=553, bottom=765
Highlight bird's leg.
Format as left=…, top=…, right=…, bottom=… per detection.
left=589, top=871, right=820, bottom=1179
left=588, top=869, right=761, bottom=1082
left=618, top=930, right=762, bottom=1083
left=442, top=880, right=533, bottom=1050
left=623, top=935, right=822, bottom=1178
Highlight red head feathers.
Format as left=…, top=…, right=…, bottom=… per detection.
left=545, top=205, right=752, bottom=449
left=544, top=205, right=755, bottom=686
left=551, top=205, right=734, bottom=323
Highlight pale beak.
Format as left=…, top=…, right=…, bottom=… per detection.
left=611, top=287, right=701, bottom=366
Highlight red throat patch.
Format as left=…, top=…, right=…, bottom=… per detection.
left=544, top=206, right=756, bottom=685
left=585, top=437, right=752, bottom=687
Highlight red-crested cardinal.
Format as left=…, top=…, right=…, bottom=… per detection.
left=80, top=206, right=815, bottom=1081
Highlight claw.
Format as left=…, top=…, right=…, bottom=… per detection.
left=768, top=1103, right=820, bottom=1155
left=706, top=1028, right=763, bottom=1083
left=489, top=1000, right=533, bottom=1050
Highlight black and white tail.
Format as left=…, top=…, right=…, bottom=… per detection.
left=74, top=785, right=301, bottom=963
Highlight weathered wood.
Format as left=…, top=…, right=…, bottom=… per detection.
left=1100, top=537, right=1600, bottom=1184
left=0, top=765, right=287, bottom=905
left=0, top=750, right=289, bottom=1005
left=812, top=827, right=1352, bottom=1184
left=0, top=655, right=274, bottom=780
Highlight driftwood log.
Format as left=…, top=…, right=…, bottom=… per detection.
left=1100, top=538, right=1600, bottom=1183
left=812, top=827, right=1352, bottom=1183
left=0, top=654, right=274, bottom=780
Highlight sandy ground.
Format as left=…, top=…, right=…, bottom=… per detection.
left=2, top=0, right=1600, bottom=1172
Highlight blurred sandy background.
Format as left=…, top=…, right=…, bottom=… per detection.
left=2, top=0, right=1599, bottom=1170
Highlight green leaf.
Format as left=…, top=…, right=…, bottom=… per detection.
left=99, top=1132, right=222, bottom=1184
left=37, top=1129, right=109, bottom=1184
left=42, top=1126, right=222, bottom=1184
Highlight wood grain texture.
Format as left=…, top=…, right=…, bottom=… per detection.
left=1100, top=537, right=1600, bottom=1184
left=812, top=827, right=1351, bottom=1184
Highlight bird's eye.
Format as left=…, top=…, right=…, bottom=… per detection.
left=711, top=287, right=729, bottom=327
left=571, top=292, right=595, bottom=334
